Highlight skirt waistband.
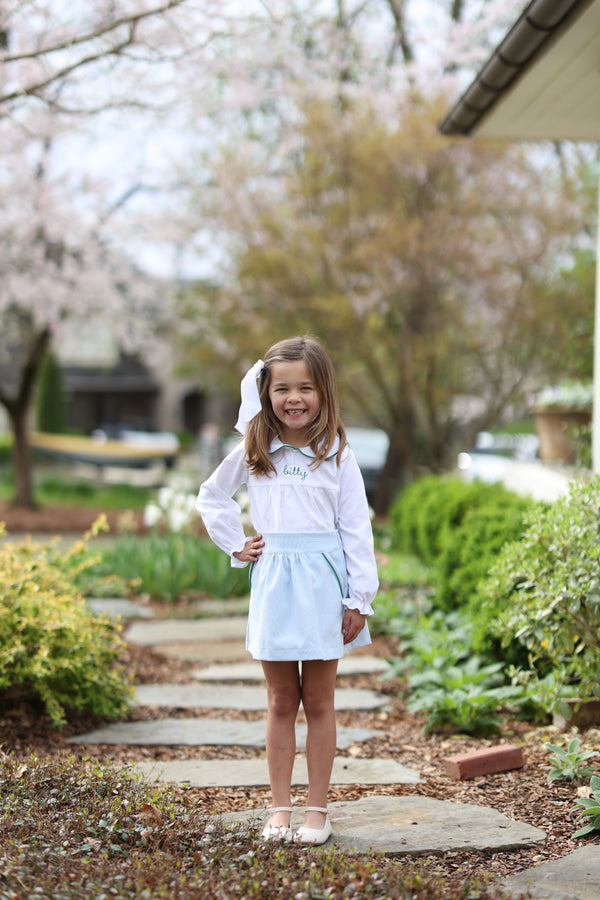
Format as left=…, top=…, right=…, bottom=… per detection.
left=261, top=532, right=341, bottom=554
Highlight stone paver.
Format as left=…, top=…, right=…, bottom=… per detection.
left=194, top=656, right=390, bottom=681
left=124, top=617, right=247, bottom=646
left=222, top=796, right=546, bottom=857
left=135, top=683, right=388, bottom=711
left=67, top=718, right=383, bottom=748
left=87, top=598, right=155, bottom=620
left=130, top=756, right=422, bottom=787
left=159, top=640, right=249, bottom=661
left=503, top=846, right=600, bottom=900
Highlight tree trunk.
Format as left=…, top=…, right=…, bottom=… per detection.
left=373, top=423, right=413, bottom=516
left=0, top=325, right=51, bottom=509
left=9, top=403, right=37, bottom=509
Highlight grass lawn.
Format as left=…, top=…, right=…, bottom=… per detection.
left=0, top=466, right=151, bottom=510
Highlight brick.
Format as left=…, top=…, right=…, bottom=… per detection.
left=443, top=744, right=524, bottom=780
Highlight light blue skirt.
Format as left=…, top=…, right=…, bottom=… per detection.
left=246, top=531, right=371, bottom=661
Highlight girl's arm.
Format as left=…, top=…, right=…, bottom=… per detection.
left=336, top=447, right=379, bottom=616
left=196, top=442, right=253, bottom=567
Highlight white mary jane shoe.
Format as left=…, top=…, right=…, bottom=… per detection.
left=293, top=806, right=332, bottom=845
left=261, top=806, right=293, bottom=842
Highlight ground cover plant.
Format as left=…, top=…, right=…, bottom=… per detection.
left=0, top=752, right=528, bottom=900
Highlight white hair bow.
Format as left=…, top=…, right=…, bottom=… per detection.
left=234, top=359, right=264, bottom=434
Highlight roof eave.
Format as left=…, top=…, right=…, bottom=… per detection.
left=439, top=0, right=593, bottom=136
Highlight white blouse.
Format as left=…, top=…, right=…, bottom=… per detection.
left=196, top=436, right=378, bottom=615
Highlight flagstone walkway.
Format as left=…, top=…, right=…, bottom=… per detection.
left=77, top=597, right=600, bottom=899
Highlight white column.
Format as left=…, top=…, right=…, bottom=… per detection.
left=593, top=172, right=600, bottom=473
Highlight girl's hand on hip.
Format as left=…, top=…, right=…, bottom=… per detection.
left=233, top=534, right=264, bottom=563
left=342, top=607, right=366, bottom=644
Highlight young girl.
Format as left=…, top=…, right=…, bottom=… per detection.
left=196, top=336, right=378, bottom=845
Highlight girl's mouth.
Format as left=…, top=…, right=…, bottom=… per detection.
left=286, top=409, right=306, bottom=417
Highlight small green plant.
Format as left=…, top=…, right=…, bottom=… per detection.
left=573, top=774, right=600, bottom=838
left=543, top=737, right=597, bottom=783
left=407, top=657, right=519, bottom=734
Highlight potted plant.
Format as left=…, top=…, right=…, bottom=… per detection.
left=532, top=381, right=592, bottom=464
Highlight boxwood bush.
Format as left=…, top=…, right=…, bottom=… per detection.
left=435, top=493, right=534, bottom=612
left=0, top=524, right=134, bottom=726
left=389, top=475, right=534, bottom=617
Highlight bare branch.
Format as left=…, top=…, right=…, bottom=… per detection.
left=1, top=0, right=188, bottom=63
left=383, top=0, right=414, bottom=66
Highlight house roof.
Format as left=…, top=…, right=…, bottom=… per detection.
left=439, top=0, right=600, bottom=140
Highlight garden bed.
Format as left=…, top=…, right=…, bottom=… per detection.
left=0, top=623, right=592, bottom=887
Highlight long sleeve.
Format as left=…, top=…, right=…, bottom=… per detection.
left=196, top=442, right=250, bottom=567
left=336, top=449, right=378, bottom=615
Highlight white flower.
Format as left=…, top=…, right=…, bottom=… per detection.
left=143, top=503, right=163, bottom=528
left=167, top=507, right=192, bottom=532
left=157, top=486, right=176, bottom=511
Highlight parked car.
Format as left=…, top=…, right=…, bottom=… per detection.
left=457, top=431, right=538, bottom=484
left=345, top=427, right=390, bottom=503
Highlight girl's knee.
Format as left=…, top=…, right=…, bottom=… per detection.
left=268, top=687, right=301, bottom=718
left=301, top=686, right=334, bottom=719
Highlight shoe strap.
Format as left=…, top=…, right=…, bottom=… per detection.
left=269, top=806, right=293, bottom=813
left=305, top=806, right=328, bottom=813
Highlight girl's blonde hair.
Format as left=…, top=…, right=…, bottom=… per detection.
left=245, top=335, right=346, bottom=476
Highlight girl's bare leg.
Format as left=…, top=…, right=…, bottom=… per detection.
left=300, top=659, right=338, bottom=829
left=261, top=660, right=302, bottom=827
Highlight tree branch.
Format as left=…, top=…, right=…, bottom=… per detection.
left=1, top=0, right=188, bottom=63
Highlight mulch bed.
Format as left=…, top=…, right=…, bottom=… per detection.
left=1, top=634, right=595, bottom=883
left=1, top=506, right=598, bottom=885
left=0, top=501, right=140, bottom=535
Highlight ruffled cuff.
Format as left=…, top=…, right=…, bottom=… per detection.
left=344, top=598, right=374, bottom=617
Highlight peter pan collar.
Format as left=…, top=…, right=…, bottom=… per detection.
left=269, top=435, right=342, bottom=460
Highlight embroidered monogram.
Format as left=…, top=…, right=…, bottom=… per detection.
left=283, top=464, right=309, bottom=481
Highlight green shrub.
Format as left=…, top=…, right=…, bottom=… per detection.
left=435, top=492, right=534, bottom=612
left=389, top=475, right=522, bottom=570
left=389, top=474, right=443, bottom=557
left=0, top=523, right=134, bottom=726
left=36, top=350, right=66, bottom=433
left=476, top=477, right=600, bottom=714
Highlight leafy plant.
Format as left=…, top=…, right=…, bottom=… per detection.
left=0, top=520, right=134, bottom=726
left=543, top=737, right=597, bottom=783
left=573, top=775, right=600, bottom=838
left=476, top=477, right=600, bottom=713
left=407, top=657, right=519, bottom=735
left=89, top=531, right=249, bottom=602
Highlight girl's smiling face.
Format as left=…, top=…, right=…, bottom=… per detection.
left=268, top=359, right=321, bottom=446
